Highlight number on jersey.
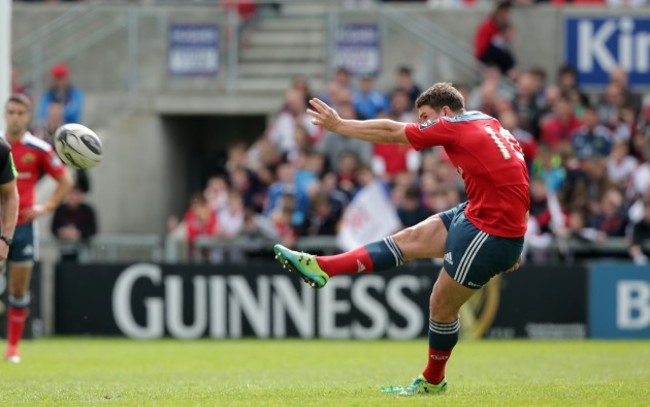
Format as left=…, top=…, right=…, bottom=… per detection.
left=484, top=125, right=525, bottom=162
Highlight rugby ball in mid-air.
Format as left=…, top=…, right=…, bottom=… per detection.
left=54, top=123, right=103, bottom=169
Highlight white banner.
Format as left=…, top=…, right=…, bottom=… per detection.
left=337, top=181, right=402, bottom=251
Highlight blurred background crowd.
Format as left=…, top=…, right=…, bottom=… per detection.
left=9, top=0, right=650, bottom=265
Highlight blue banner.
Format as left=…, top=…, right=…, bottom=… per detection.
left=334, top=24, right=381, bottom=77
left=565, top=16, right=650, bottom=87
left=589, top=263, right=650, bottom=338
left=168, top=24, right=219, bottom=76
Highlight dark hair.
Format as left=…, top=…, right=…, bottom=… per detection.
left=397, top=66, right=412, bottom=76
left=6, top=94, right=32, bottom=111
left=558, top=63, right=577, bottom=77
left=415, top=82, right=465, bottom=113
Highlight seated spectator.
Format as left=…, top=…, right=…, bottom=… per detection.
left=630, top=195, right=650, bottom=265
left=397, top=185, right=431, bottom=227
left=373, top=138, right=420, bottom=181
left=598, top=83, right=626, bottom=128
left=211, top=190, right=246, bottom=264
left=267, top=88, right=320, bottom=158
left=608, top=66, right=642, bottom=116
left=353, top=74, right=390, bottom=120
left=316, top=104, right=373, bottom=171
left=51, top=187, right=98, bottom=262
left=269, top=193, right=297, bottom=248
left=607, top=141, right=638, bottom=186
left=571, top=105, right=613, bottom=161
left=300, top=190, right=342, bottom=236
left=184, top=192, right=218, bottom=261
left=540, top=91, right=582, bottom=150
left=589, top=187, right=627, bottom=238
left=204, top=175, right=229, bottom=213
left=468, top=66, right=512, bottom=116
left=393, top=66, right=422, bottom=109
left=480, top=21, right=516, bottom=77
left=513, top=70, right=546, bottom=137
left=557, top=64, right=590, bottom=107
left=38, top=63, right=84, bottom=125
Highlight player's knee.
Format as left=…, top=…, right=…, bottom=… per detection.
left=394, top=224, right=427, bottom=257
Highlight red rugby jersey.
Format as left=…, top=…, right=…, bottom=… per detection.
left=2, top=132, right=67, bottom=225
left=405, top=111, right=530, bottom=238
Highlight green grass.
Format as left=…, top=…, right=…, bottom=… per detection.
left=0, top=339, right=648, bottom=406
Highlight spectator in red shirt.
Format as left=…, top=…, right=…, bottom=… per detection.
left=474, top=1, right=512, bottom=60
left=184, top=192, right=218, bottom=261
left=540, top=91, right=583, bottom=150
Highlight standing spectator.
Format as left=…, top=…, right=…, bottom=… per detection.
left=38, top=63, right=84, bottom=125
left=353, top=74, right=390, bottom=120
left=393, top=66, right=422, bottom=109
left=474, top=1, right=512, bottom=60
left=50, top=187, right=97, bottom=262
left=480, top=22, right=516, bottom=77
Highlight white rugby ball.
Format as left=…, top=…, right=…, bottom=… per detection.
left=54, top=123, right=103, bottom=169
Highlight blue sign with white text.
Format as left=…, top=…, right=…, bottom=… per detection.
left=168, top=24, right=219, bottom=76
left=566, top=16, right=650, bottom=87
left=589, top=263, right=650, bottom=338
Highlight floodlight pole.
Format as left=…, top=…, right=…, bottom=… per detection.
left=0, top=0, right=10, bottom=131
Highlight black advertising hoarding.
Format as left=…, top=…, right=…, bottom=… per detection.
left=486, top=265, right=588, bottom=339
left=54, top=263, right=588, bottom=339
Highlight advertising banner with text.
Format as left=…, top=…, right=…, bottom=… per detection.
left=55, top=263, right=587, bottom=339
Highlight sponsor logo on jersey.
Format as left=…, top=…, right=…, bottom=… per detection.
left=444, top=252, right=453, bottom=265
left=357, top=259, right=366, bottom=273
left=21, top=153, right=35, bottom=164
left=418, top=119, right=438, bottom=131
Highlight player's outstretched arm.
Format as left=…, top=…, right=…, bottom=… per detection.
left=307, top=98, right=409, bottom=145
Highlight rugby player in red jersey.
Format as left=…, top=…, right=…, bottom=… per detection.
left=274, top=83, right=529, bottom=395
left=2, top=95, right=73, bottom=363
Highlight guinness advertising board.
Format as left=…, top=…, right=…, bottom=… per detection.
left=55, top=263, right=587, bottom=339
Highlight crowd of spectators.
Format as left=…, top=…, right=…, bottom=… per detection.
left=178, top=0, right=650, bottom=264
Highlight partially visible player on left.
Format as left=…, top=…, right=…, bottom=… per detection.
left=2, top=94, right=73, bottom=363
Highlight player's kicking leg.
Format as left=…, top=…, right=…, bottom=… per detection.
left=273, top=213, right=448, bottom=288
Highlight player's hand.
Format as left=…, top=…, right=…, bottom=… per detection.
left=21, top=204, right=52, bottom=223
left=505, top=256, right=522, bottom=273
left=307, top=98, right=343, bottom=132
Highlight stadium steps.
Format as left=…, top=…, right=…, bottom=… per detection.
left=236, top=6, right=328, bottom=95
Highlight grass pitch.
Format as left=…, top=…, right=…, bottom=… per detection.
left=0, top=339, right=648, bottom=406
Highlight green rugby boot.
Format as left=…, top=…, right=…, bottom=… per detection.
left=273, top=244, right=329, bottom=288
left=380, top=375, right=447, bottom=396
